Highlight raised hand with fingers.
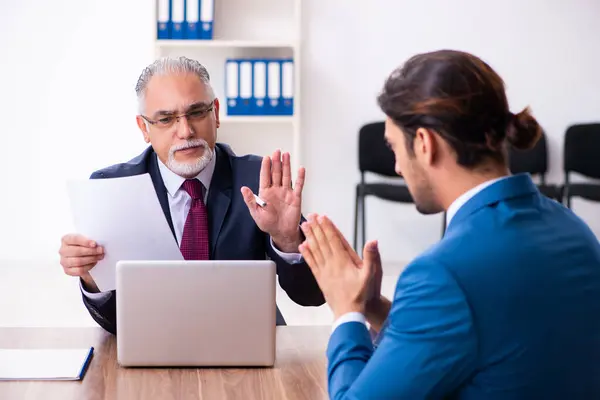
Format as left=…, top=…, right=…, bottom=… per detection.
left=241, top=150, right=305, bottom=253
left=299, top=215, right=373, bottom=319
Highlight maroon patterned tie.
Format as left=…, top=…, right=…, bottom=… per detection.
left=180, top=179, right=210, bottom=260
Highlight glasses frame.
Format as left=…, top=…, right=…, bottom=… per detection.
left=140, top=100, right=216, bottom=129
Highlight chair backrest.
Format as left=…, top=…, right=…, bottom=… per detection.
left=358, top=121, right=397, bottom=177
left=508, top=131, right=548, bottom=176
left=564, top=123, right=600, bottom=179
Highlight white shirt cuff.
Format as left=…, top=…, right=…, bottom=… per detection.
left=270, top=237, right=303, bottom=264
left=332, top=312, right=367, bottom=333
left=79, top=278, right=112, bottom=302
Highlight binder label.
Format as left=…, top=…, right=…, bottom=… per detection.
left=254, top=62, right=267, bottom=99
left=157, top=0, right=169, bottom=23
left=172, top=0, right=184, bottom=23
left=226, top=61, right=239, bottom=98
left=282, top=61, right=294, bottom=99
left=268, top=62, right=280, bottom=102
left=201, top=0, right=214, bottom=22
left=239, top=61, right=252, bottom=100
left=187, top=0, right=199, bottom=23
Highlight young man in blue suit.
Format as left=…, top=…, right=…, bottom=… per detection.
left=299, top=50, right=600, bottom=399
left=58, top=57, right=324, bottom=334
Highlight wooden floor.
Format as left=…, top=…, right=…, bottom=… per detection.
left=0, top=260, right=406, bottom=328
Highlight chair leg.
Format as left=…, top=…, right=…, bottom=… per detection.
left=564, top=174, right=571, bottom=208
left=555, top=186, right=563, bottom=203
left=360, top=194, right=366, bottom=253
left=353, top=187, right=360, bottom=252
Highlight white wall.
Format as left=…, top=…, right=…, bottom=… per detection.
left=300, top=0, right=600, bottom=264
left=0, top=0, right=599, bottom=267
left=0, top=0, right=153, bottom=263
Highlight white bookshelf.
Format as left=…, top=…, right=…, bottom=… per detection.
left=221, top=116, right=295, bottom=123
left=156, top=40, right=298, bottom=49
left=153, top=0, right=303, bottom=175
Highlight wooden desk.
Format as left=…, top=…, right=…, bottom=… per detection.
left=0, top=326, right=331, bottom=400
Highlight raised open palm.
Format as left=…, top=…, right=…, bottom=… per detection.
left=241, top=150, right=305, bottom=250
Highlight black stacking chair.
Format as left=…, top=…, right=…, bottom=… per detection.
left=508, top=131, right=561, bottom=201
left=562, top=123, right=600, bottom=208
left=353, top=122, right=446, bottom=252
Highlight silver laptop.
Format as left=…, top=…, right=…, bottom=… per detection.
left=115, top=260, right=276, bottom=367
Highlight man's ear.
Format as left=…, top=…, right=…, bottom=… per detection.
left=136, top=115, right=151, bottom=143
left=214, top=98, right=221, bottom=129
left=414, top=127, right=436, bottom=166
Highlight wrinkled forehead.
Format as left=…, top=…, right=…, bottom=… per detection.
left=143, top=72, right=212, bottom=113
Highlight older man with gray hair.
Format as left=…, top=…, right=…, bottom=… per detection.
left=58, top=56, right=324, bottom=334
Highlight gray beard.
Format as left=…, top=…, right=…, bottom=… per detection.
left=167, top=139, right=214, bottom=177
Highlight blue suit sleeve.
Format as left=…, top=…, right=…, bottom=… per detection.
left=326, top=260, right=478, bottom=399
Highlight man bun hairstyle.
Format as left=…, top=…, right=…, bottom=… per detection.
left=506, top=107, right=542, bottom=150
left=377, top=49, right=542, bottom=168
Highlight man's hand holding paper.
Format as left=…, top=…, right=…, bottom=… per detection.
left=64, top=173, right=184, bottom=293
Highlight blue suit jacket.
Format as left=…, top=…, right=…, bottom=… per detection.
left=81, top=143, right=324, bottom=333
left=327, top=174, right=600, bottom=399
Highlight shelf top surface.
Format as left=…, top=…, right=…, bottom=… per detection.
left=156, top=39, right=298, bottom=49
left=221, top=115, right=296, bottom=123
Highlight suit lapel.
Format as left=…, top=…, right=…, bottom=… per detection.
left=148, top=152, right=176, bottom=239
left=207, top=146, right=232, bottom=256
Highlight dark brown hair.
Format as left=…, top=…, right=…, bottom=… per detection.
left=377, top=50, right=541, bottom=168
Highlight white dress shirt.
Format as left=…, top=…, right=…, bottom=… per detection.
left=332, top=176, right=509, bottom=333
left=82, top=151, right=302, bottom=301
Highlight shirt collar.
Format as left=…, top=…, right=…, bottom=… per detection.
left=445, top=175, right=509, bottom=227
left=157, top=151, right=217, bottom=197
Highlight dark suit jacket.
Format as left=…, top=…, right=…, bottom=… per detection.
left=81, top=143, right=324, bottom=334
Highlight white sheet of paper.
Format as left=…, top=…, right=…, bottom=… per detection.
left=66, top=173, right=183, bottom=292
left=0, top=348, right=93, bottom=380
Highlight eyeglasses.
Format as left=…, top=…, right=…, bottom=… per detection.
left=141, top=100, right=215, bottom=130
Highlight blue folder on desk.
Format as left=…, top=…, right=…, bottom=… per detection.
left=0, top=347, right=94, bottom=381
